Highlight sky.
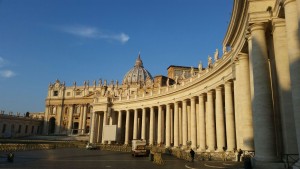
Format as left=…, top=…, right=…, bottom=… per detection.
left=0, top=0, right=233, bottom=114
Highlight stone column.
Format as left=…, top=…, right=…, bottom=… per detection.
left=174, top=101, right=179, bottom=147
left=141, top=108, right=146, bottom=140
left=89, top=111, right=96, bottom=143
left=215, top=87, right=225, bottom=151
left=171, top=108, right=174, bottom=145
left=182, top=99, right=188, bottom=147
left=79, top=106, right=83, bottom=134
left=102, top=111, right=107, bottom=144
left=273, top=18, right=298, bottom=154
left=117, top=111, right=122, bottom=143
left=249, top=23, right=278, bottom=162
left=149, top=107, right=154, bottom=145
left=198, top=94, right=206, bottom=151
left=224, top=82, right=236, bottom=151
left=82, top=105, right=87, bottom=135
left=97, top=113, right=101, bottom=143
left=55, top=106, right=62, bottom=134
left=190, top=97, right=197, bottom=149
left=166, top=104, right=171, bottom=147
left=207, top=90, right=215, bottom=151
left=238, top=53, right=254, bottom=151
left=234, top=61, right=242, bottom=149
left=283, top=0, right=300, bottom=167
left=157, top=105, right=162, bottom=144
left=43, top=106, right=49, bottom=135
left=67, top=105, right=73, bottom=133
left=133, top=109, right=138, bottom=140
left=125, top=110, right=130, bottom=145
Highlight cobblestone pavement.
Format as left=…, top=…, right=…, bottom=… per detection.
left=0, top=148, right=244, bottom=169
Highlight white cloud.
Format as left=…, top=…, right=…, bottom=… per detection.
left=59, top=25, right=130, bottom=43
left=0, top=57, right=5, bottom=67
left=61, top=26, right=98, bottom=38
left=0, top=70, right=16, bottom=78
left=113, top=33, right=130, bottom=44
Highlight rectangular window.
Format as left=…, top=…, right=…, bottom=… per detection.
left=31, top=126, right=34, bottom=134
left=67, top=92, right=71, bottom=96
left=76, top=91, right=81, bottom=96
left=18, top=125, right=22, bottom=133
left=25, top=125, right=28, bottom=133
left=2, top=124, right=6, bottom=133
left=53, top=91, right=58, bottom=96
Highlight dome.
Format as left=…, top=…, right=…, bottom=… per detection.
left=122, top=53, right=153, bottom=85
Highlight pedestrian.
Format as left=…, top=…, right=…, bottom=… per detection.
left=190, top=149, right=195, bottom=162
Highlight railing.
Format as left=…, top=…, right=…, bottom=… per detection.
left=283, top=154, right=299, bottom=169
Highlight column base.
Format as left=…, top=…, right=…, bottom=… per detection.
left=196, top=148, right=205, bottom=152
left=292, top=160, right=300, bottom=169
left=252, top=158, right=285, bottom=169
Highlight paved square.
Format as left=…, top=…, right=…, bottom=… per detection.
left=0, top=148, right=244, bottom=169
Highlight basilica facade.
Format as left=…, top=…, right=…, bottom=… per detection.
left=44, top=0, right=300, bottom=168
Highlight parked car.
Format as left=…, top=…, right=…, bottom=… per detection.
left=86, top=143, right=97, bottom=150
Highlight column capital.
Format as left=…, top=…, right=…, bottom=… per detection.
left=190, top=96, right=197, bottom=100
left=225, top=81, right=233, bottom=86
left=207, top=90, right=214, bottom=95
left=215, top=86, right=223, bottom=91
left=272, top=18, right=286, bottom=34
left=249, top=22, right=266, bottom=33
left=283, top=0, right=296, bottom=6
left=238, top=53, right=249, bottom=60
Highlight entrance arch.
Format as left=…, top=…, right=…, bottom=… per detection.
left=48, top=117, right=56, bottom=134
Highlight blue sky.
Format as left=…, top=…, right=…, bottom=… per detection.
left=0, top=0, right=233, bottom=113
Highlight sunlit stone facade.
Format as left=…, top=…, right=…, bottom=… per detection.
left=44, top=0, right=300, bottom=168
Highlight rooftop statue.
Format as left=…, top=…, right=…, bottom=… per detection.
left=208, top=55, right=213, bottom=69
left=214, top=49, right=219, bottom=61
left=198, top=61, right=203, bottom=72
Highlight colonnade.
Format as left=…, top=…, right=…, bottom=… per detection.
left=90, top=77, right=255, bottom=152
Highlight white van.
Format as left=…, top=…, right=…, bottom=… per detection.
left=131, top=139, right=147, bottom=157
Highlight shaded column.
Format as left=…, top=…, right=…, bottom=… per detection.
left=249, top=22, right=278, bottom=161
left=67, top=105, right=73, bottom=133
left=206, top=90, right=215, bottom=151
left=133, top=109, right=138, bottom=140
left=215, top=87, right=225, bottom=151
left=141, top=108, right=146, bottom=140
left=283, top=0, right=300, bottom=166
left=224, top=82, right=236, bottom=151
left=97, top=113, right=102, bottom=143
left=157, top=105, right=162, bottom=144
left=272, top=18, right=298, bottom=154
left=166, top=104, right=171, bottom=147
left=198, top=94, right=206, bottom=151
left=234, top=60, right=242, bottom=149
left=174, top=101, right=179, bottom=147
left=117, top=111, right=122, bottom=143
left=190, top=97, right=197, bottom=149
left=89, top=111, right=96, bottom=143
left=43, top=107, right=49, bottom=135
left=182, top=99, right=188, bottom=147
left=82, top=105, right=87, bottom=135
left=125, top=110, right=130, bottom=145
left=55, top=106, right=62, bottom=134
left=101, top=111, right=107, bottom=144
left=149, top=107, right=154, bottom=145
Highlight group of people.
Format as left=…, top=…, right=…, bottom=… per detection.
left=189, top=148, right=244, bottom=162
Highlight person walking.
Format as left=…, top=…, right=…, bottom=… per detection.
left=190, top=149, right=195, bottom=162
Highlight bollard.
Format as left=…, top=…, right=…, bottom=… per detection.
left=244, top=156, right=252, bottom=169
left=7, top=152, right=14, bottom=163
